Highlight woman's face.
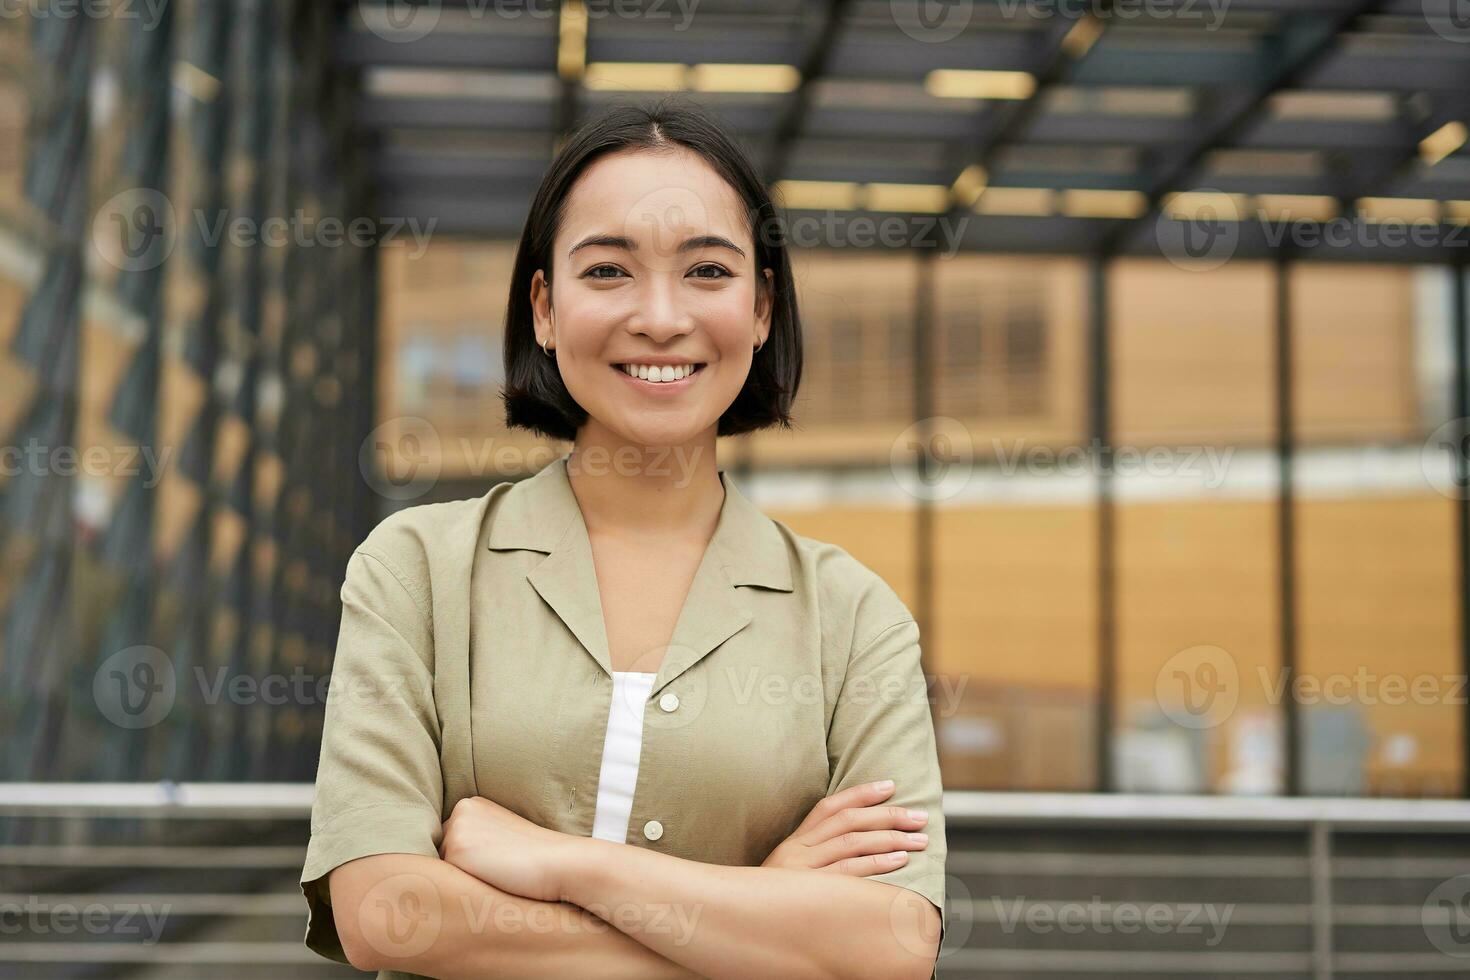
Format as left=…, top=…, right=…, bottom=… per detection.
left=531, top=145, right=773, bottom=451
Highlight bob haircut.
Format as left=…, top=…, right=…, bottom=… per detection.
left=501, top=96, right=803, bottom=442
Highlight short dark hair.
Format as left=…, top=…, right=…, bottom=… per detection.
left=501, top=96, right=803, bottom=442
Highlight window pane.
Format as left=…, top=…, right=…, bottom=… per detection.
left=930, top=255, right=1095, bottom=790
left=1111, top=259, right=1282, bottom=794
left=378, top=240, right=554, bottom=484
left=1292, top=264, right=1463, bottom=798
left=749, top=249, right=918, bottom=465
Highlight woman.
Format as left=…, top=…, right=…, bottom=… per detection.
left=300, top=97, right=947, bottom=980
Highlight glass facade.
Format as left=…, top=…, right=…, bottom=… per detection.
left=373, top=244, right=1467, bottom=799
left=0, top=1, right=377, bottom=783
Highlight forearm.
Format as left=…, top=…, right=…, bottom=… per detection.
left=332, top=853, right=705, bottom=979
left=560, top=839, right=939, bottom=980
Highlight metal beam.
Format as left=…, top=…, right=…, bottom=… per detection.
left=1333, top=91, right=1470, bottom=201
left=764, top=0, right=849, bottom=184
left=1094, top=1, right=1387, bottom=256
left=333, top=24, right=555, bottom=70
left=553, top=2, right=578, bottom=142
left=942, top=8, right=1100, bottom=227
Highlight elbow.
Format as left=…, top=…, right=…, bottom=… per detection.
left=335, top=909, right=385, bottom=974
left=815, top=903, right=940, bottom=980
left=884, top=899, right=942, bottom=980
left=327, top=868, right=397, bottom=975
left=340, top=933, right=380, bottom=974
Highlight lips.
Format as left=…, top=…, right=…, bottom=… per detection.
left=613, top=362, right=706, bottom=384
left=612, top=362, right=706, bottom=391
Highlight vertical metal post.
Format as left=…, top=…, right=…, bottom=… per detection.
left=915, top=249, right=936, bottom=678
left=1453, top=262, right=1469, bottom=798
left=1309, top=820, right=1334, bottom=979
left=4, top=9, right=92, bottom=781
left=1276, top=257, right=1301, bottom=796
left=1089, top=256, right=1115, bottom=792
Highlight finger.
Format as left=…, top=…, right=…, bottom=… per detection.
left=793, top=780, right=896, bottom=835
left=801, top=804, right=927, bottom=847
left=807, top=828, right=929, bottom=869
left=823, top=850, right=912, bottom=878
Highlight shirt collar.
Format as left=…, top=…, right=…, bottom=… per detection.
left=486, top=451, right=792, bottom=592
left=485, top=452, right=793, bottom=691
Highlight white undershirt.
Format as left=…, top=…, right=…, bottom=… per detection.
left=590, top=670, right=658, bottom=844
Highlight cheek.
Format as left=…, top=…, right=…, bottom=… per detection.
left=699, top=288, right=759, bottom=352
left=557, top=298, right=620, bottom=355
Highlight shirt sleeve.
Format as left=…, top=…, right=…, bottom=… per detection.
left=299, top=547, right=445, bottom=965
left=826, top=617, right=948, bottom=980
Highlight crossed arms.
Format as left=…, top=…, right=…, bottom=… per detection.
left=327, top=784, right=941, bottom=980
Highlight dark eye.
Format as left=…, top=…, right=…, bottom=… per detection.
left=583, top=264, right=625, bottom=280
left=690, top=263, right=731, bottom=279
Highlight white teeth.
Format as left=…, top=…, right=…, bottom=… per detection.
left=620, top=363, right=698, bottom=383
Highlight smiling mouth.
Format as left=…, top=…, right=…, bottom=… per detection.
left=612, top=363, right=707, bottom=384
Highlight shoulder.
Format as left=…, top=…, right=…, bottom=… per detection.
left=351, top=488, right=508, bottom=595
left=770, top=518, right=916, bottom=653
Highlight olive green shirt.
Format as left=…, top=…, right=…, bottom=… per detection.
left=300, top=452, right=947, bottom=978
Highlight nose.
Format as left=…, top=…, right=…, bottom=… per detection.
left=628, top=273, right=694, bottom=343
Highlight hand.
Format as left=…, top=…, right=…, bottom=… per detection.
left=438, top=796, right=585, bottom=904
left=760, top=780, right=929, bottom=876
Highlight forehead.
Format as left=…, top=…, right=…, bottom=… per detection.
left=556, top=145, right=751, bottom=252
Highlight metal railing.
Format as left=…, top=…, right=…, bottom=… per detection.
left=3, top=785, right=1469, bottom=978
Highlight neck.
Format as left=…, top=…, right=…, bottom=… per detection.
left=565, top=426, right=723, bottom=540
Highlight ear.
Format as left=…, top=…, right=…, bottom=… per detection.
left=754, top=267, right=774, bottom=347
left=530, top=269, right=553, bottom=348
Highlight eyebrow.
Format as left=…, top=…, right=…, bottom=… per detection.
left=567, top=233, right=746, bottom=259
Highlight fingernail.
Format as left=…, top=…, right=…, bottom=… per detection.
left=907, top=833, right=928, bottom=844
left=886, top=851, right=907, bottom=862
left=874, top=779, right=895, bottom=791
left=908, top=809, right=927, bottom=821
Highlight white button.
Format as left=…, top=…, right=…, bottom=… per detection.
left=643, top=820, right=664, bottom=841
left=659, top=692, right=680, bottom=713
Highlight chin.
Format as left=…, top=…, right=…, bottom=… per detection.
left=609, top=419, right=707, bottom=451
